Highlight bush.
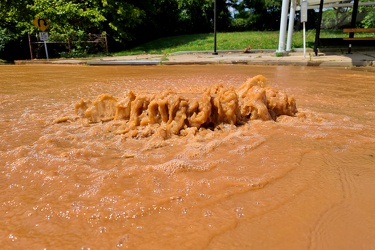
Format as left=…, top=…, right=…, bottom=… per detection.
left=361, top=7, right=375, bottom=28
left=231, top=18, right=250, bottom=31
left=0, top=27, right=13, bottom=53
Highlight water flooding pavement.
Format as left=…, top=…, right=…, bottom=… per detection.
left=1, top=64, right=375, bottom=249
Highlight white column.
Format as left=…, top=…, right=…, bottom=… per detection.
left=286, top=0, right=296, bottom=51
left=303, top=22, right=306, bottom=58
left=277, top=0, right=291, bottom=52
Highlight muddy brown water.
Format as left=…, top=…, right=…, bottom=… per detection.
left=1, top=65, right=375, bottom=249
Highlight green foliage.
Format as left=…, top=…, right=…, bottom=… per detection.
left=231, top=18, right=249, bottom=31
left=321, top=7, right=352, bottom=29
left=101, top=1, right=145, bottom=43
left=0, top=0, right=34, bottom=36
left=113, top=30, right=315, bottom=55
left=322, top=2, right=375, bottom=29
left=28, top=0, right=106, bottom=35
left=1, top=0, right=374, bottom=60
left=361, top=6, right=375, bottom=28
left=0, top=27, right=13, bottom=52
left=114, top=30, right=347, bottom=56
left=176, top=0, right=213, bottom=33
left=231, top=0, right=282, bottom=30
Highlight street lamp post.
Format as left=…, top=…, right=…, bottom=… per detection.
left=213, top=0, right=218, bottom=55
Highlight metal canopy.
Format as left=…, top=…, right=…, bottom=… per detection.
left=307, top=0, right=351, bottom=7
left=277, top=0, right=374, bottom=54
left=307, top=0, right=374, bottom=8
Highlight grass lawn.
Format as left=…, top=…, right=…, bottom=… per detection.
left=113, top=30, right=357, bottom=56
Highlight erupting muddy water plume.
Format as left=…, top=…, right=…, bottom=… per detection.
left=68, top=75, right=297, bottom=138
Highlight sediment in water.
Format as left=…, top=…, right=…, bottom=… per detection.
left=73, top=75, right=297, bottom=138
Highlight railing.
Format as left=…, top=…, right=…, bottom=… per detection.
left=28, top=33, right=108, bottom=59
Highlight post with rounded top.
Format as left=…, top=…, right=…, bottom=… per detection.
left=286, top=0, right=296, bottom=52
left=277, top=0, right=291, bottom=54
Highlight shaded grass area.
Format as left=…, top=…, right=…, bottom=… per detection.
left=113, top=30, right=357, bottom=56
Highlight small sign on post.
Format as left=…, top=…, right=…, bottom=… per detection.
left=300, top=0, right=308, bottom=58
left=301, top=1, right=308, bottom=22
left=39, top=32, right=49, bottom=41
left=39, top=32, right=49, bottom=60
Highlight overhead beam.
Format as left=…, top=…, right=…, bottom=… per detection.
left=307, top=1, right=374, bottom=9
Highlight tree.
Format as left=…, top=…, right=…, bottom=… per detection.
left=217, top=0, right=233, bottom=31
left=360, top=5, right=375, bottom=28
left=231, top=0, right=282, bottom=30
left=0, top=0, right=36, bottom=59
left=0, top=27, right=12, bottom=52
left=0, top=0, right=34, bottom=35
left=176, top=0, right=213, bottom=33
left=321, top=6, right=352, bottom=29
left=29, top=0, right=105, bottom=34
left=0, top=0, right=248, bottom=59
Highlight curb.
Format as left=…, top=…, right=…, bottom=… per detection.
left=87, top=60, right=161, bottom=65
left=13, top=59, right=375, bottom=68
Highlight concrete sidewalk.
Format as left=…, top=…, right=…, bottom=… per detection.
left=162, top=49, right=375, bottom=67
left=14, top=48, right=375, bottom=68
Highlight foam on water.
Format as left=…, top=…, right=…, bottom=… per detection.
left=62, top=75, right=297, bottom=138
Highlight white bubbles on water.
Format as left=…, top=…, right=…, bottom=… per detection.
left=234, top=207, right=245, bottom=218
left=116, top=234, right=129, bottom=248
left=8, top=233, right=18, bottom=242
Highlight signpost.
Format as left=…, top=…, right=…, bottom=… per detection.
left=39, top=32, right=49, bottom=59
left=33, top=17, right=50, bottom=59
left=212, top=0, right=218, bottom=55
left=301, top=0, right=308, bottom=58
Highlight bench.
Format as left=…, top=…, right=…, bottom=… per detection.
left=343, top=28, right=375, bottom=53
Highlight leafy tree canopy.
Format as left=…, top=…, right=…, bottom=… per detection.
left=1, top=0, right=374, bottom=59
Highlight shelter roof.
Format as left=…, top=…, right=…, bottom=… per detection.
left=305, top=0, right=374, bottom=9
